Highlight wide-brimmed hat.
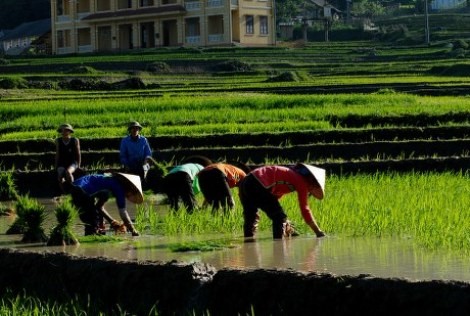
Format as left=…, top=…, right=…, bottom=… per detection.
left=295, top=163, right=326, bottom=200
left=113, top=172, right=144, bottom=204
left=57, top=123, right=74, bottom=133
left=128, top=121, right=143, bottom=131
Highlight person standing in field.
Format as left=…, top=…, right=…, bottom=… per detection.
left=120, top=121, right=153, bottom=181
left=55, top=123, right=81, bottom=194
left=198, top=162, right=249, bottom=213
left=238, top=163, right=326, bottom=239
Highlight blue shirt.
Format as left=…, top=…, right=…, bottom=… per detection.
left=73, top=174, right=126, bottom=209
left=120, top=135, right=152, bottom=171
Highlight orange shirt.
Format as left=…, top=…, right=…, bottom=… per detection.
left=204, top=163, right=246, bottom=188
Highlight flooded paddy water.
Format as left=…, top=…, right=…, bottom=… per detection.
left=1, top=197, right=469, bottom=283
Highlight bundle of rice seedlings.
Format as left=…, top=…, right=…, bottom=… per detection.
left=20, top=196, right=48, bottom=243
left=47, top=198, right=79, bottom=246
left=5, top=195, right=30, bottom=234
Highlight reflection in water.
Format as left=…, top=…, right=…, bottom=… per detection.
left=0, top=199, right=469, bottom=282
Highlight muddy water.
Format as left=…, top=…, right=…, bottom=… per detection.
left=1, top=198, right=469, bottom=283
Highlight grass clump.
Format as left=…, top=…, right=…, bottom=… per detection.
left=0, top=171, right=18, bottom=201
left=19, top=196, right=48, bottom=243
left=0, top=77, right=28, bottom=89
left=169, top=240, right=234, bottom=252
left=47, top=198, right=79, bottom=246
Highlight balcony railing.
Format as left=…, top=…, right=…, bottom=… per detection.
left=57, top=47, right=73, bottom=54
left=208, top=34, right=224, bottom=42
left=78, top=45, right=93, bottom=53
left=57, top=15, right=71, bottom=22
left=185, top=1, right=201, bottom=10
left=207, top=0, right=223, bottom=7
left=185, top=36, right=201, bottom=44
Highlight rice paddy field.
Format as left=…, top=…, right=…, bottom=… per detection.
left=0, top=41, right=469, bottom=254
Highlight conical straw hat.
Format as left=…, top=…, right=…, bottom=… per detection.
left=297, top=163, right=326, bottom=200
left=113, top=173, right=144, bottom=204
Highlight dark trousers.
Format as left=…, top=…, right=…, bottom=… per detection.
left=198, top=168, right=232, bottom=213
left=163, top=171, right=197, bottom=213
left=239, top=174, right=287, bottom=239
left=70, top=186, right=109, bottom=235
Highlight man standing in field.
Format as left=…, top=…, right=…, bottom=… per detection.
left=120, top=121, right=153, bottom=181
left=55, top=123, right=81, bottom=194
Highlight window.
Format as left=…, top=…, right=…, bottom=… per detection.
left=140, top=0, right=154, bottom=6
left=259, top=16, right=268, bottom=35
left=246, top=15, right=254, bottom=34
left=57, top=30, right=70, bottom=47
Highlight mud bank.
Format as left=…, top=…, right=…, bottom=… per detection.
left=0, top=248, right=468, bottom=315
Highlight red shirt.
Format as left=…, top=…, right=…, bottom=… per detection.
left=204, top=163, right=246, bottom=188
left=251, top=165, right=314, bottom=223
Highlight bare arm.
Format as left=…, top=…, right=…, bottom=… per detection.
left=75, top=138, right=81, bottom=167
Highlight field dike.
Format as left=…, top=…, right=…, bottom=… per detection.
left=0, top=248, right=468, bottom=315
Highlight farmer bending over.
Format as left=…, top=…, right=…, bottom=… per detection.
left=65, top=173, right=142, bottom=236
left=238, top=163, right=326, bottom=239
left=198, top=162, right=248, bottom=213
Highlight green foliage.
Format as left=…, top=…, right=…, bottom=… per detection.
left=18, top=196, right=47, bottom=243
left=47, top=198, right=79, bottom=246
left=0, top=289, right=137, bottom=316
left=0, top=171, right=18, bottom=201
left=453, top=39, right=469, bottom=50
left=146, top=61, right=171, bottom=73
left=212, top=60, right=253, bottom=72
left=169, top=240, right=234, bottom=252
left=266, top=71, right=300, bottom=82
left=0, top=77, right=28, bottom=89
left=66, top=65, right=98, bottom=74
left=134, top=172, right=470, bottom=253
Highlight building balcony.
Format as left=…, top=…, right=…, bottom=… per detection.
left=78, top=45, right=93, bottom=53
left=185, top=35, right=201, bottom=44
left=207, top=0, right=223, bottom=7
left=57, top=47, right=74, bottom=54
left=57, top=15, right=71, bottom=22
left=185, top=1, right=201, bottom=10
left=208, top=34, right=223, bottom=42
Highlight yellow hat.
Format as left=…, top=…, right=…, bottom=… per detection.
left=113, top=172, right=144, bottom=204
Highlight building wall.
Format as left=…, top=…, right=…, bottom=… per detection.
left=51, top=0, right=274, bottom=54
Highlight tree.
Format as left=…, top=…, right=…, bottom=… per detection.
left=352, top=0, right=386, bottom=18
left=276, top=0, right=304, bottom=23
left=0, top=0, right=50, bottom=30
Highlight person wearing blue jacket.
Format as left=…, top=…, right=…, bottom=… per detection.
left=67, top=173, right=143, bottom=236
left=120, top=121, right=153, bottom=181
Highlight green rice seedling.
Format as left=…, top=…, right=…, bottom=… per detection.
left=0, top=171, right=18, bottom=201
left=137, top=171, right=469, bottom=254
left=169, top=240, right=235, bottom=252
left=282, top=171, right=469, bottom=254
left=47, top=197, right=79, bottom=246
left=19, top=196, right=48, bottom=243
left=5, top=195, right=32, bottom=234
left=78, top=235, right=125, bottom=243
left=0, top=289, right=136, bottom=315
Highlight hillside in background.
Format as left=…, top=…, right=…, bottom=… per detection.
left=0, top=0, right=50, bottom=30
